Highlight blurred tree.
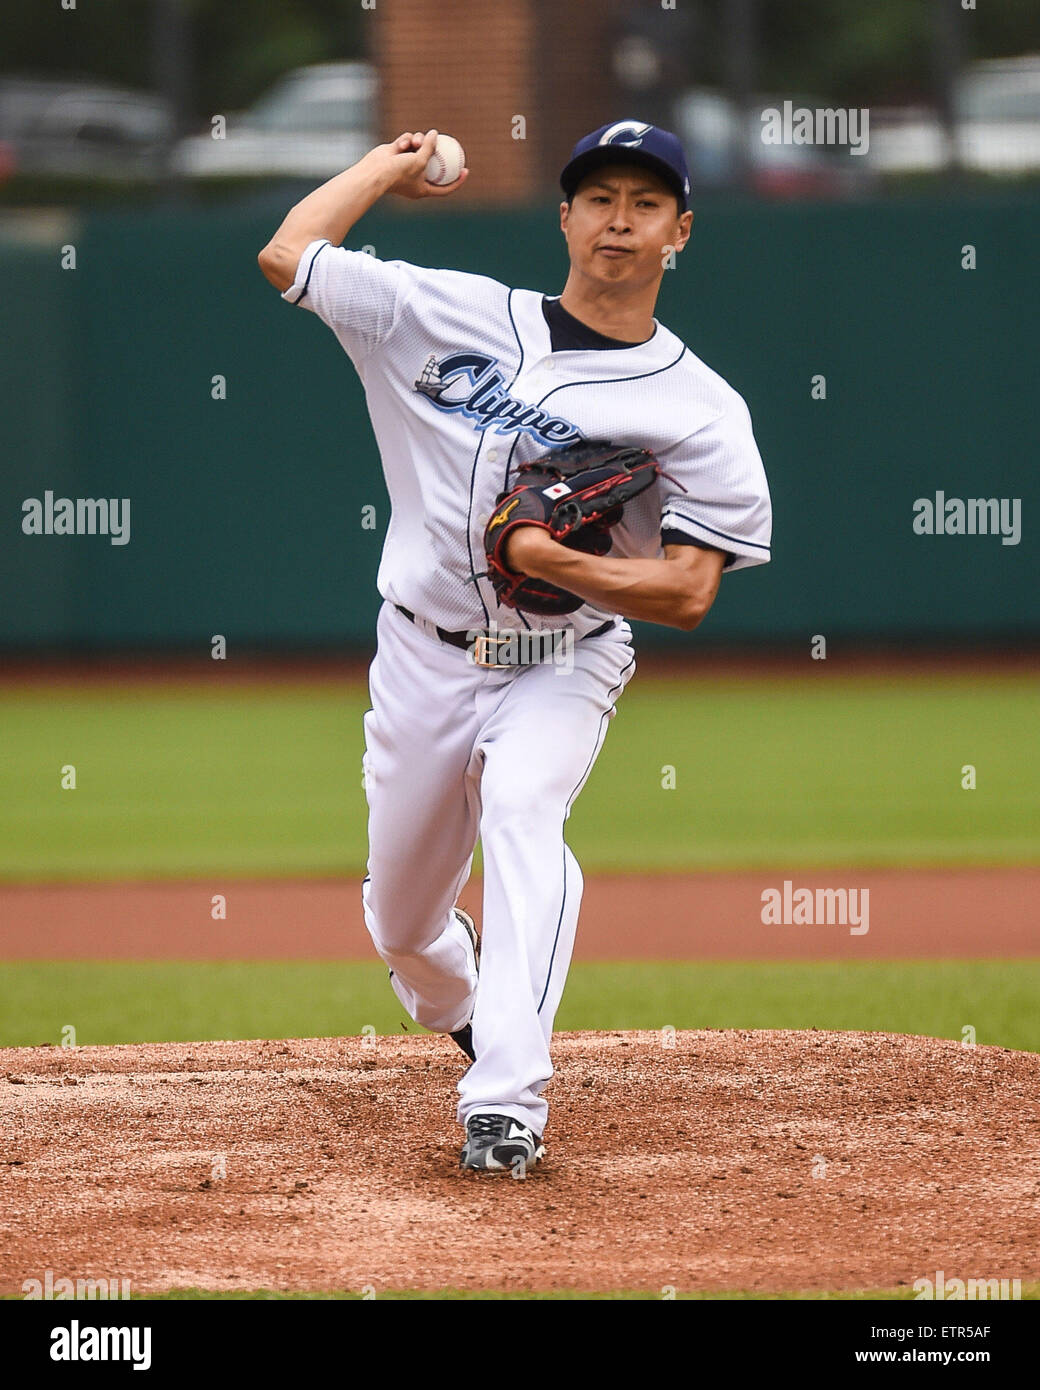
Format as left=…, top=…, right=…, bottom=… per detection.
left=1, top=0, right=1036, bottom=117
left=190, top=0, right=365, bottom=121
left=1, top=0, right=364, bottom=120
left=683, top=0, right=1039, bottom=103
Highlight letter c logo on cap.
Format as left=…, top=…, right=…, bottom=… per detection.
left=599, top=121, right=654, bottom=148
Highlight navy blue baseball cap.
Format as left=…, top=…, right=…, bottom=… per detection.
left=560, top=120, right=692, bottom=210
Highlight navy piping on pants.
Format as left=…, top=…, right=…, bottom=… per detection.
left=536, top=648, right=636, bottom=1013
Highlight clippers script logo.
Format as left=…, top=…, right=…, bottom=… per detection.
left=414, top=352, right=583, bottom=448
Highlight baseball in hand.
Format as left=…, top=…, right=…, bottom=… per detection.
left=425, top=134, right=466, bottom=186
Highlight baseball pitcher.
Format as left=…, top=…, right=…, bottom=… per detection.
left=258, top=121, right=772, bottom=1172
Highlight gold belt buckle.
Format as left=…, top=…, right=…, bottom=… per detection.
left=472, top=633, right=516, bottom=669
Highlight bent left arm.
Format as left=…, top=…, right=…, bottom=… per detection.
left=504, top=529, right=725, bottom=631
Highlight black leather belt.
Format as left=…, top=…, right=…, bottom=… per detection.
left=394, top=604, right=614, bottom=666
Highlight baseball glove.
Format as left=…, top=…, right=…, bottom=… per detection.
left=483, top=439, right=664, bottom=615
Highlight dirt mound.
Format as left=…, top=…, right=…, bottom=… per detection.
left=2, top=1030, right=1037, bottom=1295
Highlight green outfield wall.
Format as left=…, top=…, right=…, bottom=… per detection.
left=2, top=192, right=1036, bottom=650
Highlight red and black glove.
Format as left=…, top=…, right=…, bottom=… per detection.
left=483, top=439, right=663, bottom=615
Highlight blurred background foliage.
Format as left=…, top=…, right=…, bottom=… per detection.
left=4, top=0, right=1037, bottom=119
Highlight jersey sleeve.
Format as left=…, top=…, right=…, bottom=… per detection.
left=657, top=389, right=772, bottom=572
left=660, top=527, right=735, bottom=566
left=280, top=239, right=422, bottom=363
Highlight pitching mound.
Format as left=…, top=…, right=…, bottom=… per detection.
left=2, top=1030, right=1037, bottom=1295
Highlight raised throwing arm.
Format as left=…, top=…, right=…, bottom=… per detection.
left=257, top=130, right=468, bottom=292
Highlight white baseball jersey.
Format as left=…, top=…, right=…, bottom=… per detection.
left=282, top=239, right=772, bottom=635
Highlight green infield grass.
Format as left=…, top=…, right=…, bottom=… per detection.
left=1, top=960, right=1036, bottom=1051
left=0, top=672, right=1036, bottom=881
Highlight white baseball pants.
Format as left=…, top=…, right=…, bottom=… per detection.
left=361, top=599, right=636, bottom=1137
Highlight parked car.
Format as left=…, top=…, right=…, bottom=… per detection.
left=674, top=88, right=875, bottom=198
left=0, top=76, right=173, bottom=179
left=869, top=56, right=1040, bottom=174
left=174, top=62, right=375, bottom=178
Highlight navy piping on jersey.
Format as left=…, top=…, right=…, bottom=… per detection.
left=517, top=341, right=692, bottom=628
left=537, top=646, right=637, bottom=1014
left=499, top=292, right=530, bottom=631
left=463, top=436, right=492, bottom=627
left=533, top=341, right=689, bottom=410
left=463, top=286, right=530, bottom=626
left=289, top=239, right=330, bottom=305
left=664, top=512, right=771, bottom=552
left=662, top=527, right=733, bottom=565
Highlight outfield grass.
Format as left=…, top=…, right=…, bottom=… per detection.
left=0, top=673, right=1037, bottom=882
left=2, top=960, right=1037, bottom=1051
